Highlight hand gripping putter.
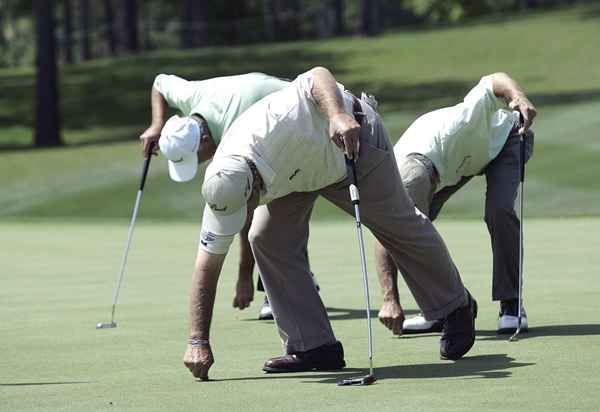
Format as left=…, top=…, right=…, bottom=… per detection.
left=97, top=143, right=155, bottom=329
left=509, top=114, right=526, bottom=342
left=338, top=157, right=377, bottom=386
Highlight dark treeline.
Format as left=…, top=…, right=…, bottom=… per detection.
left=2, top=0, right=592, bottom=68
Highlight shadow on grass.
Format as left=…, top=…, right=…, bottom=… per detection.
left=476, top=324, right=600, bottom=341
left=241, top=307, right=420, bottom=322
left=205, top=354, right=532, bottom=384
left=0, top=381, right=92, bottom=387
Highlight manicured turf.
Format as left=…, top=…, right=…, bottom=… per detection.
left=1, top=218, right=599, bottom=411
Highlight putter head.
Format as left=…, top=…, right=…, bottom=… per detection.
left=337, top=374, right=376, bottom=386
left=96, top=321, right=117, bottom=329
left=508, top=328, right=521, bottom=342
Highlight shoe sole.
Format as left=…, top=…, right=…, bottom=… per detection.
left=402, top=323, right=443, bottom=334
left=263, top=360, right=346, bottom=373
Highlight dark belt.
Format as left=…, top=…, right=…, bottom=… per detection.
left=351, top=95, right=364, bottom=123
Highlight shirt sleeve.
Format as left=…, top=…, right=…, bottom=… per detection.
left=463, top=76, right=506, bottom=115
left=294, top=70, right=347, bottom=105
left=153, top=74, right=194, bottom=114
left=198, top=228, right=235, bottom=255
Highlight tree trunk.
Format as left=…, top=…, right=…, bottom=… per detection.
left=103, top=0, right=117, bottom=56
left=63, top=0, right=74, bottom=63
left=79, top=0, right=91, bottom=60
left=124, top=0, right=139, bottom=53
left=359, top=0, right=378, bottom=36
left=287, top=0, right=301, bottom=40
left=333, top=0, right=345, bottom=35
left=181, top=0, right=194, bottom=48
left=34, top=0, right=62, bottom=147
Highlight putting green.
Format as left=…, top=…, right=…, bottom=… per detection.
left=1, top=218, right=599, bottom=411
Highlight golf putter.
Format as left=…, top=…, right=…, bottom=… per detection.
left=509, top=113, right=526, bottom=342
left=97, top=142, right=155, bottom=329
left=338, top=157, right=376, bottom=386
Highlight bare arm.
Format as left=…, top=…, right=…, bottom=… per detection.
left=183, top=249, right=226, bottom=380
left=233, top=211, right=255, bottom=310
left=488, top=72, right=537, bottom=134
left=374, top=239, right=404, bottom=335
left=308, top=66, right=361, bottom=159
left=139, top=86, right=169, bottom=157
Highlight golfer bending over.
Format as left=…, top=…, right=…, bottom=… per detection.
left=179, top=66, right=477, bottom=380
left=139, top=71, right=291, bottom=316
left=375, top=73, right=536, bottom=336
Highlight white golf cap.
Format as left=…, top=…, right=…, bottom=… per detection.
left=201, top=155, right=254, bottom=236
left=159, top=115, right=200, bottom=182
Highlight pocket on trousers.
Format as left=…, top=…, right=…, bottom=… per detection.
left=355, top=141, right=391, bottom=181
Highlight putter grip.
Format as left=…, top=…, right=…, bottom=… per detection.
left=520, top=135, right=526, bottom=183
left=345, top=156, right=358, bottom=185
left=139, top=141, right=155, bottom=191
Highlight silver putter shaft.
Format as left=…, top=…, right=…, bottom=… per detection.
left=97, top=145, right=154, bottom=330
left=509, top=129, right=526, bottom=342
left=338, top=158, right=376, bottom=386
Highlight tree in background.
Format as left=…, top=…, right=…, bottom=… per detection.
left=333, top=0, right=345, bottom=35
left=102, top=0, right=117, bottom=56
left=79, top=0, right=91, bottom=60
left=359, top=0, right=379, bottom=36
left=181, top=0, right=208, bottom=48
left=62, top=0, right=73, bottom=64
left=34, top=0, right=62, bottom=147
left=123, top=0, right=139, bottom=53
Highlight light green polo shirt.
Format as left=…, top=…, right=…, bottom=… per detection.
left=153, top=72, right=290, bottom=145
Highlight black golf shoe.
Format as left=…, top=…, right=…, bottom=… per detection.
left=263, top=341, right=346, bottom=373
left=440, top=292, right=477, bottom=361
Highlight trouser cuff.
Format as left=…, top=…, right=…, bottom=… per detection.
left=422, top=290, right=468, bottom=321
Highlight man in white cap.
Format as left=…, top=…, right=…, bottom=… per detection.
left=375, top=72, right=536, bottom=337
left=139, top=72, right=294, bottom=316
left=181, top=66, right=478, bottom=380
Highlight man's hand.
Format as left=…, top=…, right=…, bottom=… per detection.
left=232, top=275, right=254, bottom=310
left=139, top=125, right=162, bottom=158
left=378, top=300, right=405, bottom=336
left=183, top=342, right=214, bottom=380
left=329, top=112, right=361, bottom=160
left=508, top=95, right=537, bottom=135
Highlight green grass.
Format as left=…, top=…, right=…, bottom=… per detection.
left=1, top=218, right=599, bottom=411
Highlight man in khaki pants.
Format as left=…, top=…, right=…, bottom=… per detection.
left=172, top=66, right=477, bottom=380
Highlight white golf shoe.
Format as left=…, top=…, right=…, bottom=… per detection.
left=402, top=313, right=443, bottom=334
left=497, top=300, right=528, bottom=334
left=258, top=296, right=274, bottom=320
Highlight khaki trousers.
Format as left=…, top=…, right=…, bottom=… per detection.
left=249, top=102, right=468, bottom=353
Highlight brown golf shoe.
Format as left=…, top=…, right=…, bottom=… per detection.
left=263, top=341, right=346, bottom=373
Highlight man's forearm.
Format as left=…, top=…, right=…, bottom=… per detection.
left=189, top=250, right=226, bottom=339
left=374, top=241, right=400, bottom=302
left=309, top=66, right=347, bottom=118
left=238, top=220, right=255, bottom=281
left=150, top=86, right=168, bottom=129
left=489, top=72, right=526, bottom=101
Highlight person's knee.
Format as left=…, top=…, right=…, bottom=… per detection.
left=248, top=223, right=268, bottom=249
left=484, top=203, right=516, bottom=226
